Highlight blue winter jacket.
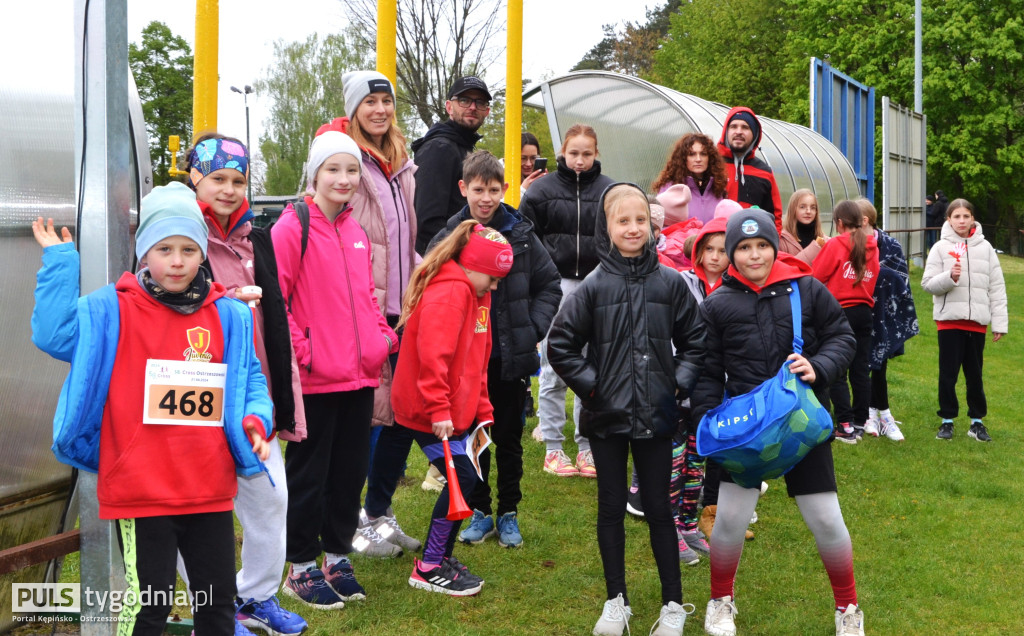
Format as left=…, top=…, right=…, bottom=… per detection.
left=31, top=242, right=273, bottom=476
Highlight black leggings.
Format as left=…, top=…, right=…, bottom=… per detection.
left=870, top=359, right=889, bottom=410
left=590, top=434, right=681, bottom=605
left=937, top=329, right=987, bottom=419
left=829, top=304, right=873, bottom=425
left=286, top=388, right=373, bottom=561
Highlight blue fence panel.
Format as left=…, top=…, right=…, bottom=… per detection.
left=810, top=58, right=874, bottom=203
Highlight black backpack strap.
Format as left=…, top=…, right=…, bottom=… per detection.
left=294, top=201, right=310, bottom=261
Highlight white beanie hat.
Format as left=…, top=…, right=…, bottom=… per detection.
left=305, top=131, right=362, bottom=191
left=342, top=70, right=393, bottom=120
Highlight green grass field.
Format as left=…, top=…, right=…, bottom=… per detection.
left=48, top=257, right=1024, bottom=635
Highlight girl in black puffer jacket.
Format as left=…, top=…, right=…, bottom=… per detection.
left=548, top=183, right=705, bottom=636
left=520, top=123, right=616, bottom=478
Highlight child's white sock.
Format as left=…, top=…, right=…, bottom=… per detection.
left=292, top=560, right=316, bottom=573
left=879, top=409, right=892, bottom=419
left=324, top=552, right=349, bottom=569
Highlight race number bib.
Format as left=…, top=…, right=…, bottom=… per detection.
left=143, top=359, right=227, bottom=426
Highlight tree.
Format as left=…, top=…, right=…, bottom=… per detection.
left=572, top=24, right=618, bottom=72
left=255, top=32, right=368, bottom=195
left=340, top=0, right=506, bottom=129
left=649, top=0, right=789, bottom=118
left=129, top=21, right=193, bottom=185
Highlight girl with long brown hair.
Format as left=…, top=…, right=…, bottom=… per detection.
left=652, top=132, right=728, bottom=225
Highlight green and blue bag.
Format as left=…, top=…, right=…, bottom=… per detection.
left=696, top=282, right=833, bottom=488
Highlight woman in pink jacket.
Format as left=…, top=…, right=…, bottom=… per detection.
left=317, top=71, right=424, bottom=558
left=272, top=131, right=398, bottom=610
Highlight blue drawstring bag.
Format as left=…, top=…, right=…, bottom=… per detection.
left=696, top=282, right=833, bottom=488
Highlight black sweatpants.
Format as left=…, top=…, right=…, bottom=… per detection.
left=590, top=434, right=681, bottom=605
left=829, top=304, right=873, bottom=425
left=468, top=360, right=527, bottom=516
left=937, top=329, right=987, bottom=419
left=117, top=512, right=235, bottom=636
left=286, top=388, right=373, bottom=562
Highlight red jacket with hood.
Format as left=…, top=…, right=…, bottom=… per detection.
left=391, top=260, right=494, bottom=434
left=717, top=106, right=783, bottom=233
left=812, top=231, right=879, bottom=308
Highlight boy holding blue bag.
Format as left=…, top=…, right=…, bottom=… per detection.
left=691, top=209, right=864, bottom=636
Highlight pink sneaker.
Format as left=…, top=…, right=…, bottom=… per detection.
left=543, top=449, right=579, bottom=476
left=576, top=450, right=597, bottom=478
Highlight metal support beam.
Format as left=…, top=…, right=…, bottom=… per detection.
left=74, top=0, right=133, bottom=632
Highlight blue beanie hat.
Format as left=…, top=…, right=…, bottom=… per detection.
left=136, top=182, right=209, bottom=261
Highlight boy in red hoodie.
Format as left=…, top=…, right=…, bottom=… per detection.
left=31, top=182, right=272, bottom=636
left=690, top=209, right=864, bottom=636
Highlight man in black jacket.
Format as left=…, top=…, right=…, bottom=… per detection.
left=411, top=76, right=492, bottom=253
left=717, top=106, right=783, bottom=233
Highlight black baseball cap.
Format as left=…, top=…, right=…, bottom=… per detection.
left=448, top=76, right=492, bottom=101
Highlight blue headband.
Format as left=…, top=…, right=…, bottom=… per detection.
left=189, top=138, right=249, bottom=187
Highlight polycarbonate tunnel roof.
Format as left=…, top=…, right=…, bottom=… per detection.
left=524, top=71, right=861, bottom=225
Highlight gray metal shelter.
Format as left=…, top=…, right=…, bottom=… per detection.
left=0, top=2, right=151, bottom=629
left=524, top=71, right=862, bottom=226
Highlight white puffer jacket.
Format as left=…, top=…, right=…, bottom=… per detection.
left=921, top=221, right=1008, bottom=332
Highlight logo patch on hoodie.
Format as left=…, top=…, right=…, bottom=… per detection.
left=475, top=306, right=489, bottom=333
left=354, top=241, right=366, bottom=249
left=185, top=326, right=213, bottom=362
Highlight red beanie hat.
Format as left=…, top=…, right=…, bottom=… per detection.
left=458, top=225, right=514, bottom=277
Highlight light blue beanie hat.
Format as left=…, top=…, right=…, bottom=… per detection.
left=136, top=181, right=209, bottom=260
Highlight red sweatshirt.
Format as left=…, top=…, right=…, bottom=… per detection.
left=98, top=273, right=238, bottom=519
left=391, top=260, right=494, bottom=434
left=812, top=232, right=879, bottom=308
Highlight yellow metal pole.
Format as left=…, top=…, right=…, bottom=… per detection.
left=376, top=0, right=397, bottom=86
left=504, top=0, right=523, bottom=206
left=193, top=0, right=219, bottom=139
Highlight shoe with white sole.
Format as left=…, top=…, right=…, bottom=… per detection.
left=650, top=601, right=694, bottom=636
left=879, top=412, right=904, bottom=442
left=704, top=596, right=737, bottom=636
left=593, top=593, right=631, bottom=636
left=835, top=604, right=865, bottom=636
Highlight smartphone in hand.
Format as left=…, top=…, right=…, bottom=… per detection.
left=533, top=157, right=548, bottom=172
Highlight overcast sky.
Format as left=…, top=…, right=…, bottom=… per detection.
left=124, top=0, right=657, bottom=147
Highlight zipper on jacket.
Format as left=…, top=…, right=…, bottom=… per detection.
left=575, top=173, right=582, bottom=277
left=965, top=242, right=972, bottom=322
left=627, top=258, right=645, bottom=437
left=337, top=223, right=364, bottom=368
left=390, top=178, right=407, bottom=304
left=304, top=327, right=313, bottom=372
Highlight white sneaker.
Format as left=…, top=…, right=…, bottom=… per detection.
left=704, top=596, right=737, bottom=636
left=421, top=464, right=446, bottom=492
left=879, top=412, right=905, bottom=442
left=864, top=408, right=880, bottom=437
left=531, top=425, right=544, bottom=442
left=650, top=601, right=693, bottom=636
left=759, top=481, right=769, bottom=495
left=749, top=510, right=758, bottom=524
left=593, top=593, right=632, bottom=636
left=835, top=604, right=865, bottom=636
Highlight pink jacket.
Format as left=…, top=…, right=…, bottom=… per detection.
left=349, top=153, right=419, bottom=426
left=272, top=197, right=399, bottom=394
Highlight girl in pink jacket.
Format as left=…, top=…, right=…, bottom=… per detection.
left=272, top=131, right=398, bottom=609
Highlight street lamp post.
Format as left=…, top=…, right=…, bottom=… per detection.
left=230, top=84, right=254, bottom=203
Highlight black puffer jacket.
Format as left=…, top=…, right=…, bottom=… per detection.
left=429, top=204, right=562, bottom=380
left=411, top=120, right=481, bottom=253
left=690, top=269, right=855, bottom=430
left=519, top=157, right=615, bottom=280
left=547, top=183, right=705, bottom=440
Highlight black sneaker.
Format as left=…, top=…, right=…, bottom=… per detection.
left=444, top=556, right=484, bottom=586
left=936, top=422, right=954, bottom=440
left=626, top=487, right=645, bottom=518
left=968, top=422, right=991, bottom=442
left=835, top=422, right=858, bottom=445
left=408, top=559, right=483, bottom=596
